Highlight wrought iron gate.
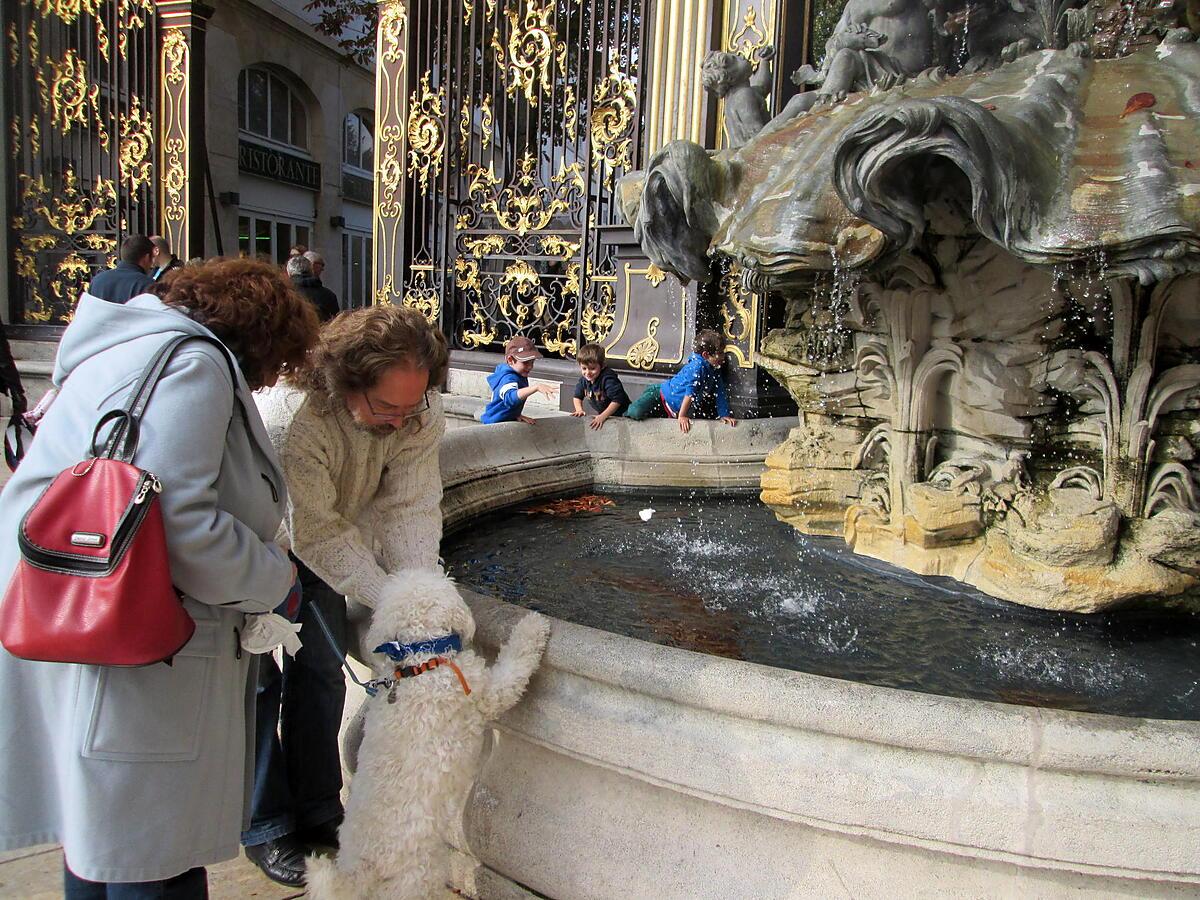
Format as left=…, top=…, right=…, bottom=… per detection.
left=401, top=0, right=650, bottom=358
left=4, top=0, right=159, bottom=325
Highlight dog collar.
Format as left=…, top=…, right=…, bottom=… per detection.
left=373, top=633, right=462, bottom=662
left=366, top=655, right=472, bottom=697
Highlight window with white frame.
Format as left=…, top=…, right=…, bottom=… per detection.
left=238, top=67, right=308, bottom=150
left=343, top=111, right=373, bottom=173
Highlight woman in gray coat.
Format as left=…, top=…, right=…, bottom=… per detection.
left=0, top=259, right=319, bottom=896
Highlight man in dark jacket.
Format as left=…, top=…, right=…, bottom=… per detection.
left=149, top=235, right=182, bottom=281
left=87, top=235, right=155, bottom=303
left=0, top=319, right=25, bottom=417
left=287, top=256, right=339, bottom=323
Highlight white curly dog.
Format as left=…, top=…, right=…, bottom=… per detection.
left=306, top=568, right=550, bottom=900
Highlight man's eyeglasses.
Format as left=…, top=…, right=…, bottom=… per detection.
left=363, top=391, right=431, bottom=421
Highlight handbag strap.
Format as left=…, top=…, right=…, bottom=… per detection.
left=93, top=334, right=239, bottom=464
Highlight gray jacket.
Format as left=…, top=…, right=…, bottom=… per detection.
left=0, top=294, right=294, bottom=881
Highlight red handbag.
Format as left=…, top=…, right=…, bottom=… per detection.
left=0, top=335, right=237, bottom=666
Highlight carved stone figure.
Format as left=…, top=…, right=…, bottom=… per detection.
left=701, top=47, right=775, bottom=149
left=775, top=0, right=936, bottom=121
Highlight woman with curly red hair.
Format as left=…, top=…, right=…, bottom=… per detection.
left=0, top=258, right=319, bottom=898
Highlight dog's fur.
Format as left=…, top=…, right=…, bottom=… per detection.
left=306, top=569, right=550, bottom=900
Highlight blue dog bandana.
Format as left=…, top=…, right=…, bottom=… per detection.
left=374, top=633, right=462, bottom=662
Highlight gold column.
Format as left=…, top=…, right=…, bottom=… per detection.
left=372, top=0, right=409, bottom=306
left=156, top=1, right=210, bottom=261
left=644, top=0, right=712, bottom=153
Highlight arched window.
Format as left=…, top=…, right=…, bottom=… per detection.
left=238, top=67, right=308, bottom=149
left=343, top=110, right=373, bottom=173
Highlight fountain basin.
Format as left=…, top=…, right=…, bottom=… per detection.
left=435, top=419, right=1200, bottom=898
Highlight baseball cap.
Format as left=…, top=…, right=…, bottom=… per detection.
left=504, top=336, right=542, bottom=362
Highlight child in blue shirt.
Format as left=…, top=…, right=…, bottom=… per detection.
left=479, top=336, right=558, bottom=424
left=626, top=329, right=738, bottom=433
left=571, top=342, right=629, bottom=430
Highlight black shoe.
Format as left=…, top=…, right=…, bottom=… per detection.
left=296, top=815, right=342, bottom=852
left=244, top=836, right=308, bottom=887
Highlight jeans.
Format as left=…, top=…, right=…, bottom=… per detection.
left=241, top=559, right=347, bottom=846
left=63, top=863, right=207, bottom=899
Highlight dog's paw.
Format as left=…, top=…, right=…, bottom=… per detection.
left=509, top=612, right=551, bottom=657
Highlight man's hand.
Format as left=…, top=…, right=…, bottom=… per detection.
left=678, top=415, right=692, bottom=434
left=721, top=416, right=739, bottom=427
left=589, top=413, right=610, bottom=430
left=519, top=414, right=537, bottom=425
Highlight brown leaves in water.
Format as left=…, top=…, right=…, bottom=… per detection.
left=522, top=494, right=615, bottom=517
left=1120, top=92, right=1156, bottom=118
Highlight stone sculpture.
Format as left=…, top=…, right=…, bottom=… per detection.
left=622, top=0, right=1200, bottom=611
left=701, top=46, right=776, bottom=148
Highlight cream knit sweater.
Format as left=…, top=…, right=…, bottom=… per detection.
left=255, top=384, right=445, bottom=608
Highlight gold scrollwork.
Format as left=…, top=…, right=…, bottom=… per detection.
left=464, top=234, right=507, bottom=257
left=404, top=262, right=441, bottom=322
left=48, top=49, right=109, bottom=148
left=562, top=85, right=578, bottom=141
left=378, top=2, right=408, bottom=65
left=564, top=262, right=581, bottom=295
left=542, top=313, right=577, bottom=357
left=463, top=0, right=474, bottom=26
left=626, top=317, right=661, bottom=370
left=498, top=260, right=549, bottom=326
left=461, top=309, right=497, bottom=348
left=496, top=0, right=567, bottom=106
left=645, top=263, right=666, bottom=287
left=480, top=95, right=494, bottom=149
left=21, top=168, right=117, bottom=234
left=582, top=283, right=616, bottom=344
left=7, top=22, right=18, bottom=68
left=407, top=72, right=446, bottom=192
left=52, top=252, right=93, bottom=301
left=590, top=60, right=637, bottom=188
left=728, top=4, right=771, bottom=61
left=540, top=235, right=580, bottom=261
left=454, top=257, right=482, bottom=293
left=466, top=152, right=584, bottom=236
left=119, top=95, right=153, bottom=192
left=721, top=265, right=752, bottom=343
left=161, top=28, right=190, bottom=255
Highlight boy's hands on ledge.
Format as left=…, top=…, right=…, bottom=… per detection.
left=721, top=416, right=739, bottom=427
left=519, top=414, right=537, bottom=425
left=589, top=413, right=611, bottom=430
left=678, top=415, right=692, bottom=433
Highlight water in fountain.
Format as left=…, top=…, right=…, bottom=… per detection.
left=444, top=491, right=1200, bottom=720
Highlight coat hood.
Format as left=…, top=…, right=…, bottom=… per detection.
left=486, top=363, right=519, bottom=391
left=54, top=293, right=235, bottom=387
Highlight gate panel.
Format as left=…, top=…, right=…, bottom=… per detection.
left=402, top=0, right=650, bottom=359
left=5, top=0, right=158, bottom=325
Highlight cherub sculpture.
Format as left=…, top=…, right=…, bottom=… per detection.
left=701, top=46, right=776, bottom=148
left=774, top=0, right=936, bottom=121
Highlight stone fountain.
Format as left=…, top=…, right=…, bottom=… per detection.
left=622, top=0, right=1200, bottom=612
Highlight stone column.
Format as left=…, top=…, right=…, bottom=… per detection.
left=372, top=0, right=409, bottom=306
left=156, top=1, right=213, bottom=260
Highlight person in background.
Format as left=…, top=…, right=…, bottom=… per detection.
left=246, top=306, right=449, bottom=887
left=148, top=236, right=182, bottom=281
left=288, top=244, right=308, bottom=260
left=625, top=328, right=739, bottom=433
left=479, top=336, right=557, bottom=424
left=0, top=258, right=319, bottom=899
left=570, top=342, right=629, bottom=430
left=305, top=251, right=342, bottom=313
left=87, top=235, right=155, bottom=304
left=0, top=318, right=25, bottom=419
left=286, top=255, right=340, bottom=323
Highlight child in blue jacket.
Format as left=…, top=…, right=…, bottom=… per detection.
left=479, top=336, right=558, bottom=424
left=626, top=329, right=738, bottom=433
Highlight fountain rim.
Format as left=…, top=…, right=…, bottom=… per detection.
left=468, top=590, right=1200, bottom=782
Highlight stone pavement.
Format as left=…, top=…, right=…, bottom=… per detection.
left=0, top=845, right=303, bottom=898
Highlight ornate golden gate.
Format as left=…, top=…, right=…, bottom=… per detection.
left=393, top=0, right=650, bottom=358
left=4, top=0, right=160, bottom=325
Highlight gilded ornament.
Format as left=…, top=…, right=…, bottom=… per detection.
left=626, top=317, right=661, bottom=370
left=728, top=4, right=772, bottom=61
left=562, top=85, right=578, bottom=141
left=48, top=49, right=109, bottom=148
left=464, top=234, right=507, bottom=257
left=590, top=60, right=636, bottom=187
left=466, top=153, right=583, bottom=236
left=404, top=263, right=441, bottom=322
left=498, top=0, right=567, bottom=106
left=458, top=99, right=471, bottom=156
left=407, top=73, right=446, bottom=192
left=119, top=95, right=154, bottom=192
left=455, top=212, right=471, bottom=230
left=454, top=257, right=482, bottom=293
left=376, top=124, right=405, bottom=220
left=563, top=262, right=581, bottom=295
left=645, top=263, right=666, bottom=287
left=463, top=0, right=474, bottom=25
left=582, top=284, right=616, bottom=344
left=163, top=29, right=187, bottom=84
left=542, top=313, right=577, bottom=357
left=378, top=2, right=408, bottom=65
left=52, top=253, right=94, bottom=300
left=7, top=23, right=18, bottom=68
left=22, top=169, right=117, bottom=234
left=480, top=95, right=494, bottom=149
left=539, top=235, right=580, bottom=260
left=721, top=264, right=752, bottom=343
left=461, top=309, right=497, bottom=348
left=375, top=273, right=400, bottom=305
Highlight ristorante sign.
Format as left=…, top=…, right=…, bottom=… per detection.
left=238, top=140, right=321, bottom=191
